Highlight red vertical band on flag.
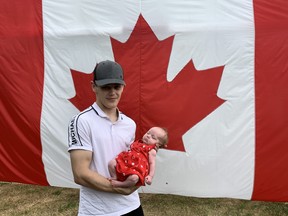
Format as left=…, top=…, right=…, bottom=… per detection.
left=253, top=0, right=288, bottom=201
left=0, top=1, right=48, bottom=185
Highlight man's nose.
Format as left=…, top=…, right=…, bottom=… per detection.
left=108, top=88, right=117, bottom=94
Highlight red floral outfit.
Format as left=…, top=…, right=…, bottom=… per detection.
left=115, top=140, right=156, bottom=186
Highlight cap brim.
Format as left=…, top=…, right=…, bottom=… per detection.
left=95, top=79, right=126, bottom=87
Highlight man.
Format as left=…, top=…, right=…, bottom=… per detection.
left=68, top=60, right=143, bottom=215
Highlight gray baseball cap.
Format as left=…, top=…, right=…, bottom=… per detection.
left=93, top=60, right=126, bottom=86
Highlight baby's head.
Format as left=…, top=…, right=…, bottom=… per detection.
left=142, top=127, right=168, bottom=148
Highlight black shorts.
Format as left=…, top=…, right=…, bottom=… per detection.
left=121, top=205, right=144, bottom=216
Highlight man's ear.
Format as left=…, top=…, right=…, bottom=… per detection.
left=91, top=81, right=97, bottom=93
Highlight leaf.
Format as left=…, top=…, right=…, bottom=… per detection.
left=69, top=15, right=225, bottom=152
left=69, top=69, right=94, bottom=112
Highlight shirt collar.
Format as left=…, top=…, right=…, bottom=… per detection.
left=92, top=102, right=122, bottom=121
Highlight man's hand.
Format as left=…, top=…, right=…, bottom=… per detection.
left=112, top=186, right=139, bottom=195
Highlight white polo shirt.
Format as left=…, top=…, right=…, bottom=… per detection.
left=68, top=103, right=140, bottom=216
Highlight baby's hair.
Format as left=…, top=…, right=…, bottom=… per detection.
left=158, top=127, right=169, bottom=148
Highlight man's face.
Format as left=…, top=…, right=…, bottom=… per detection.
left=92, top=83, right=124, bottom=111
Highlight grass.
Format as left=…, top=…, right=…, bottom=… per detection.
left=1, top=182, right=288, bottom=216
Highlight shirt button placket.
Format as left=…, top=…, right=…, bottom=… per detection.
left=111, top=123, right=114, bottom=144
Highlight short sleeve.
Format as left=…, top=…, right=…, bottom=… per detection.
left=68, top=114, right=92, bottom=152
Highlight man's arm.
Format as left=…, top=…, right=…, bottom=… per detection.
left=70, top=149, right=138, bottom=195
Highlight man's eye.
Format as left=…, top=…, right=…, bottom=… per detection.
left=114, top=85, right=121, bottom=90
left=100, top=85, right=122, bottom=91
left=101, top=86, right=110, bottom=90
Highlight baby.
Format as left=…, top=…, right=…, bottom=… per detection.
left=108, top=127, right=168, bottom=188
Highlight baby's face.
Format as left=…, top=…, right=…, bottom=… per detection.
left=142, top=127, right=165, bottom=145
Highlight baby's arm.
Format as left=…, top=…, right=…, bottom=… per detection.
left=145, top=149, right=157, bottom=185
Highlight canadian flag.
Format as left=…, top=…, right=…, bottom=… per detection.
left=1, top=0, right=288, bottom=201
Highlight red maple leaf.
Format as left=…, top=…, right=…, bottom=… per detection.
left=69, top=15, right=225, bottom=152
left=69, top=69, right=94, bottom=111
